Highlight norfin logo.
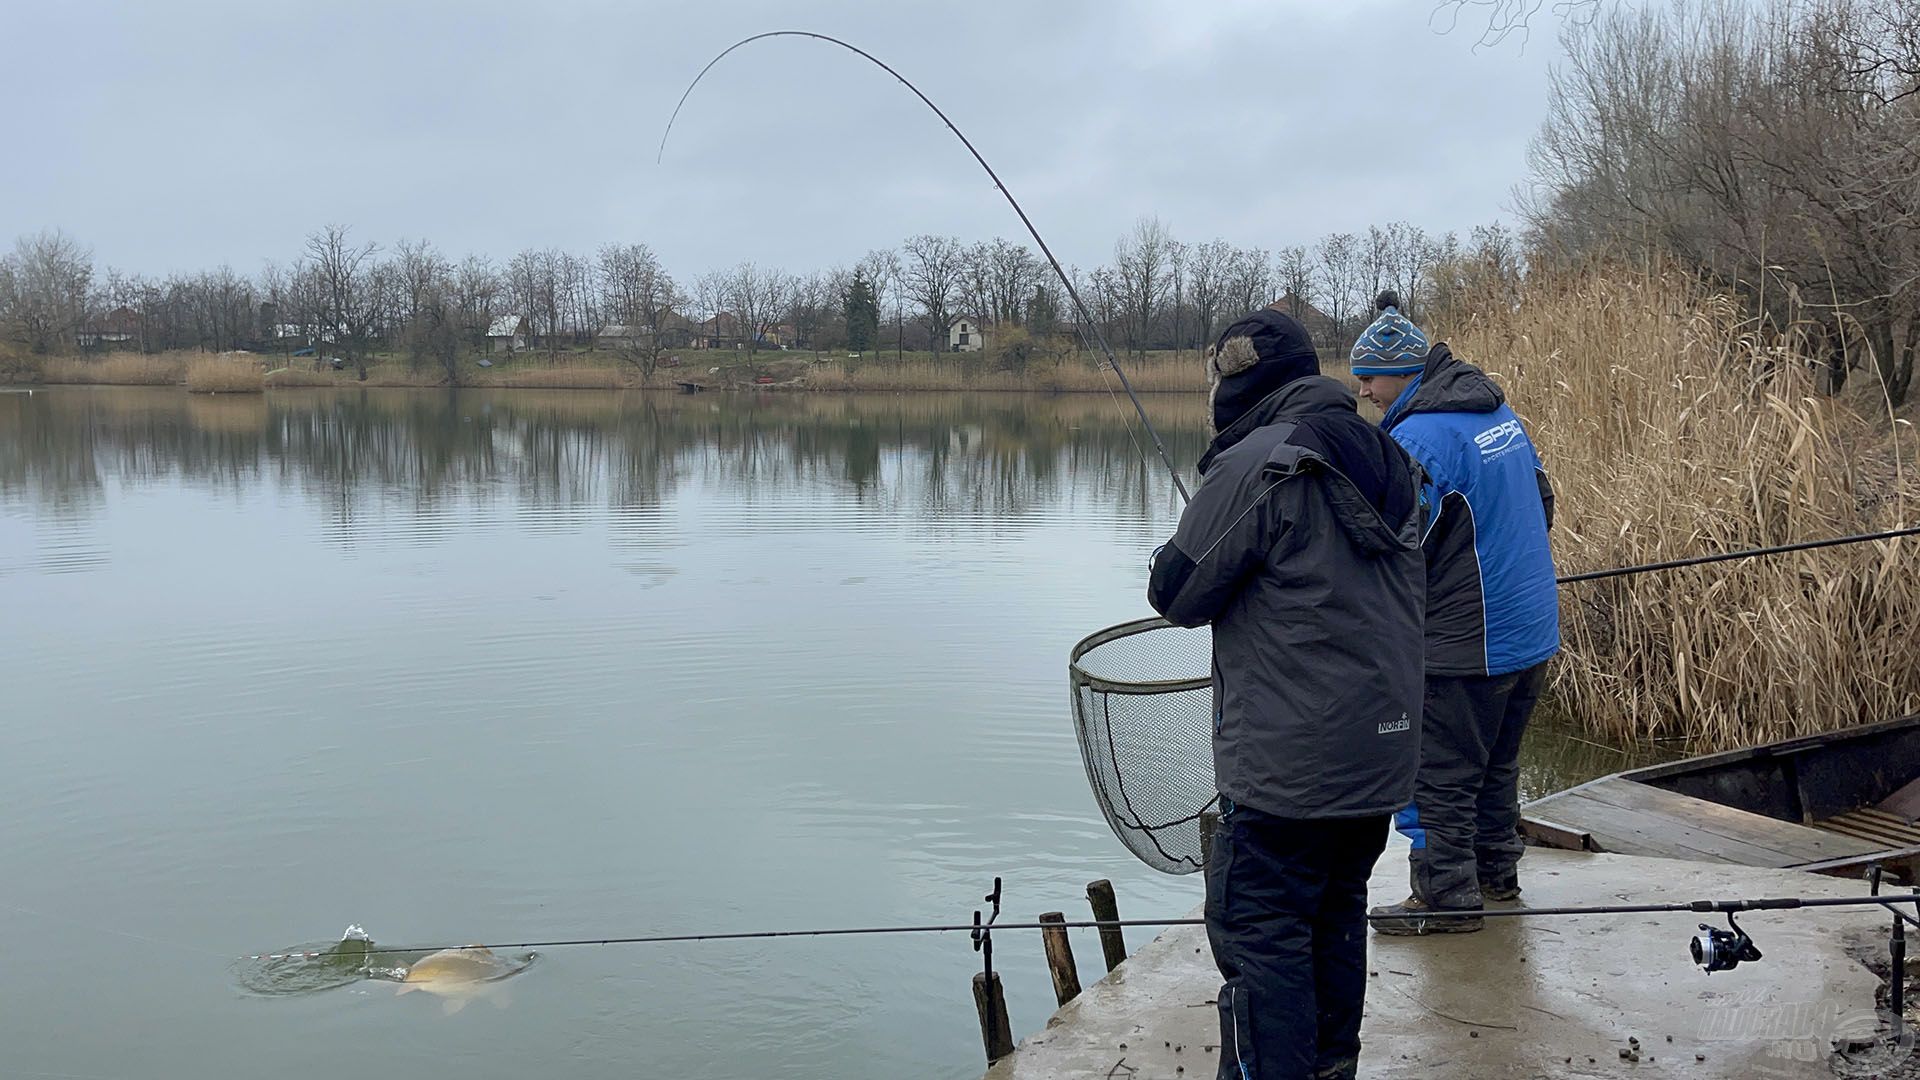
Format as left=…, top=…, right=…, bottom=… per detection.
left=1474, top=419, right=1525, bottom=459
left=1378, top=713, right=1411, bottom=735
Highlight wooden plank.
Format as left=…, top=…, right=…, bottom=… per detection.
left=1518, top=814, right=1593, bottom=852
left=1819, top=814, right=1919, bottom=847
left=1855, top=806, right=1920, bottom=826
left=1821, top=819, right=1913, bottom=846
left=1880, top=775, right=1920, bottom=823
left=1532, top=792, right=1780, bottom=865
left=1577, top=778, right=1881, bottom=864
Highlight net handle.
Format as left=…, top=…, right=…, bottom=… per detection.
left=1068, top=617, right=1212, bottom=695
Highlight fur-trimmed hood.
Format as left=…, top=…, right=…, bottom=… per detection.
left=1205, top=309, right=1319, bottom=437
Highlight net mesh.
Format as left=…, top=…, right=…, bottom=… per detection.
left=1069, top=618, right=1217, bottom=875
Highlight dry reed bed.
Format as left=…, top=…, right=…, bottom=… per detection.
left=1445, top=272, right=1919, bottom=748
left=185, top=354, right=265, bottom=393
left=258, top=363, right=635, bottom=389
left=42, top=353, right=185, bottom=385
left=803, top=352, right=1227, bottom=393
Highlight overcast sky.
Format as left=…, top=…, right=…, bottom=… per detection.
left=2, top=1, right=1574, bottom=279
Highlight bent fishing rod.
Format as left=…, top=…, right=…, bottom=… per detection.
left=659, top=30, right=1189, bottom=503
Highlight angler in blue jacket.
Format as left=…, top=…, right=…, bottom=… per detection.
left=1349, top=292, right=1561, bottom=934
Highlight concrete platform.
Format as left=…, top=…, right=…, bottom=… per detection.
left=985, top=847, right=1901, bottom=1079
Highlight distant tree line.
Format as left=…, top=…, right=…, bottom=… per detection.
left=0, top=216, right=1527, bottom=379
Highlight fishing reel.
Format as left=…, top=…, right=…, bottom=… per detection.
left=1692, top=912, right=1763, bottom=973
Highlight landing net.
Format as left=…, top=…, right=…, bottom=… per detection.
left=1069, top=617, right=1217, bottom=875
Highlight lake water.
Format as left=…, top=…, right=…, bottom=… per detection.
left=0, top=385, right=1637, bottom=1080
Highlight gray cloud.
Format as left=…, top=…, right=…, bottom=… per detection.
left=2, top=0, right=1568, bottom=276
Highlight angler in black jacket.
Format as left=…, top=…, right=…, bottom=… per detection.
left=1148, top=309, right=1425, bottom=1080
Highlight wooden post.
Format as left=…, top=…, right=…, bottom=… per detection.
left=1199, top=808, right=1221, bottom=869
left=972, top=970, right=1015, bottom=1062
left=1086, top=879, right=1128, bottom=972
left=1039, top=912, right=1082, bottom=1006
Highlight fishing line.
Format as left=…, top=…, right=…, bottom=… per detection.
left=1556, top=523, right=1920, bottom=584
left=242, top=890, right=1920, bottom=962
left=659, top=29, right=1190, bottom=503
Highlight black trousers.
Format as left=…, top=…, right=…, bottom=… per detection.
left=1205, top=803, right=1390, bottom=1080
left=1398, top=661, right=1550, bottom=908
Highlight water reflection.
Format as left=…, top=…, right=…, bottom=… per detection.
left=0, top=388, right=1209, bottom=562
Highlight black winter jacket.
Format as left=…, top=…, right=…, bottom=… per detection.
left=1148, top=376, right=1426, bottom=819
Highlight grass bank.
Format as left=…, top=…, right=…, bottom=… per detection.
left=1450, top=269, right=1920, bottom=749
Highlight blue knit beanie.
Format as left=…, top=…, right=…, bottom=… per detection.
left=1349, top=291, right=1429, bottom=376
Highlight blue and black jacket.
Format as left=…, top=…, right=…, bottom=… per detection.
left=1380, top=345, right=1559, bottom=677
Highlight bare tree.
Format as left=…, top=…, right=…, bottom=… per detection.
left=986, top=238, right=1040, bottom=325
left=1223, top=245, right=1275, bottom=324
left=401, top=283, right=464, bottom=385
left=1186, top=239, right=1231, bottom=349
left=1382, top=222, right=1433, bottom=317
left=598, top=242, right=683, bottom=380
left=2, top=230, right=93, bottom=354
left=395, top=239, right=449, bottom=330
left=1275, top=246, right=1314, bottom=316
left=857, top=248, right=903, bottom=359
left=1111, top=216, right=1173, bottom=355
left=507, top=248, right=562, bottom=359
left=723, top=262, right=793, bottom=356
left=1431, top=0, right=1608, bottom=49
left=958, top=241, right=996, bottom=331
left=1315, top=233, right=1361, bottom=342
left=690, top=269, right=729, bottom=348
left=305, top=225, right=379, bottom=379
left=453, top=255, right=502, bottom=348
left=900, top=234, right=964, bottom=354
left=1168, top=239, right=1188, bottom=352
left=786, top=272, right=834, bottom=355
left=558, top=251, right=596, bottom=346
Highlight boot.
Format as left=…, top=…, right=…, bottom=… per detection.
left=1313, top=1055, right=1359, bottom=1080
left=1369, top=895, right=1483, bottom=935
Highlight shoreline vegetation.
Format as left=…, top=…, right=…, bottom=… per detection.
left=10, top=265, right=1919, bottom=752
left=30, top=345, right=1223, bottom=395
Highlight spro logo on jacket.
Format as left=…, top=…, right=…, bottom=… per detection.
left=1473, top=419, right=1527, bottom=461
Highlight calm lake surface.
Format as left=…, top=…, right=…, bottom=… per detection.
left=0, top=385, right=1640, bottom=1080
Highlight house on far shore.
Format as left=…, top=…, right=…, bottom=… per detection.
left=77, top=306, right=140, bottom=350
left=1267, top=293, right=1341, bottom=352
left=487, top=314, right=529, bottom=354
left=599, top=311, right=699, bottom=351
left=696, top=312, right=743, bottom=350
left=949, top=316, right=985, bottom=353
left=596, top=324, right=641, bottom=351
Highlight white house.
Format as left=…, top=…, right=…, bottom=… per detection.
left=487, top=314, right=529, bottom=354
left=948, top=316, right=985, bottom=352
